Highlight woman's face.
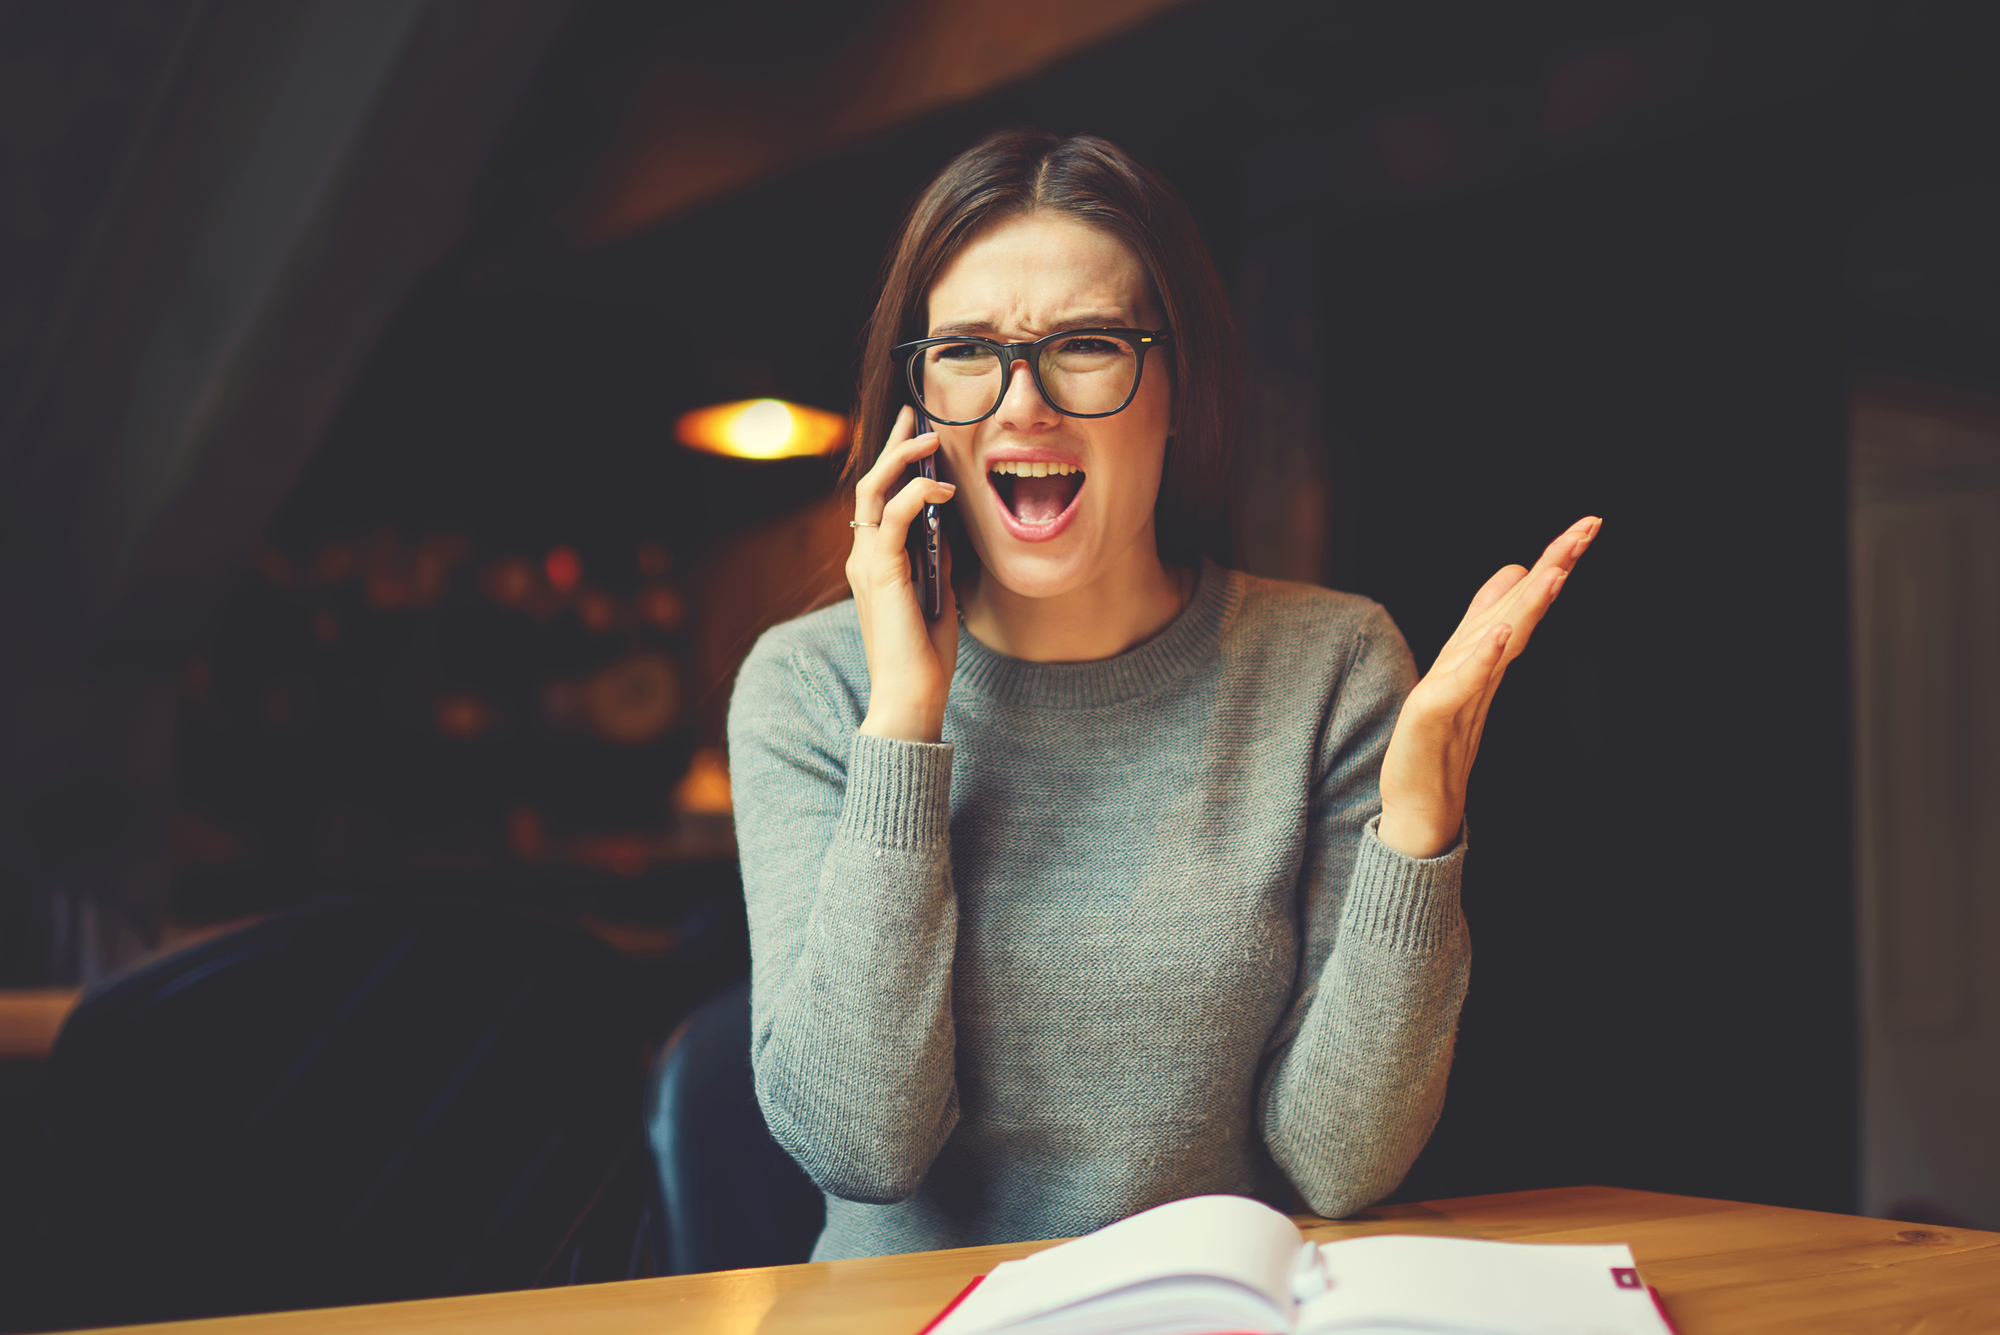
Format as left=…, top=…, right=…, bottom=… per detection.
left=923, top=211, right=1173, bottom=602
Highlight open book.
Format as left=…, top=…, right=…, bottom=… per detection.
left=922, top=1195, right=1677, bottom=1335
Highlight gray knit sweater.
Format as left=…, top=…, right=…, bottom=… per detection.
left=727, top=562, right=1469, bottom=1261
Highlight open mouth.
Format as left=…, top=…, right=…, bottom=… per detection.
left=989, top=460, right=1085, bottom=527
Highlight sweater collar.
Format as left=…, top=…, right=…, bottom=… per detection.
left=950, top=559, right=1242, bottom=709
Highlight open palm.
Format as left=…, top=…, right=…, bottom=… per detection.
left=1376, top=516, right=1601, bottom=859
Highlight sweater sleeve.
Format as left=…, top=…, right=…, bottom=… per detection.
left=1255, top=604, right=1471, bottom=1218
left=727, top=628, right=960, bottom=1204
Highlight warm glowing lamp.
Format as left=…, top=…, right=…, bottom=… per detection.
left=675, top=398, right=847, bottom=459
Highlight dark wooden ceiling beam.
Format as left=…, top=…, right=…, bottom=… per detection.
left=576, top=0, right=1197, bottom=244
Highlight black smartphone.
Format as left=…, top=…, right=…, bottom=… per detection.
left=909, top=409, right=943, bottom=621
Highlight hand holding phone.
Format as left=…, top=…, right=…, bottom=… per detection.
left=850, top=405, right=958, bottom=743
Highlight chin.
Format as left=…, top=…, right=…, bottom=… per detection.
left=973, top=518, right=1149, bottom=603
left=992, top=571, right=1089, bottom=602
left=973, top=544, right=1091, bottom=601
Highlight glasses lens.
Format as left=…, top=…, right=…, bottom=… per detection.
left=917, top=341, right=1004, bottom=423
left=1038, top=332, right=1140, bottom=416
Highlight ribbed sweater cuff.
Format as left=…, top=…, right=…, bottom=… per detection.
left=837, top=732, right=954, bottom=850
left=1341, top=815, right=1466, bottom=952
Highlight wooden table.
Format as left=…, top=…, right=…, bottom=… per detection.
left=74, top=1186, right=2000, bottom=1335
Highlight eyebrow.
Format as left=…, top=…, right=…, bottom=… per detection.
left=928, top=312, right=1136, bottom=338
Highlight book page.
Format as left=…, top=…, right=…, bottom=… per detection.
left=1000, top=1276, right=1289, bottom=1335
left=1295, top=1235, right=1674, bottom=1335
left=928, top=1195, right=1303, bottom=1335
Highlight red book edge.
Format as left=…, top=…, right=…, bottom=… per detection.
left=917, top=1274, right=986, bottom=1335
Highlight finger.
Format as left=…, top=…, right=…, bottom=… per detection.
left=1435, top=517, right=1599, bottom=666
left=1474, top=515, right=1595, bottom=638
left=1433, top=564, right=1524, bottom=666
left=853, top=411, right=922, bottom=513
left=1433, top=620, right=1512, bottom=700
left=856, top=429, right=941, bottom=519
left=872, top=475, right=956, bottom=559
left=1531, top=515, right=1601, bottom=578
left=1478, top=520, right=1590, bottom=631
left=1465, top=621, right=1511, bottom=684
left=1401, top=624, right=1509, bottom=777
left=1463, top=564, right=1528, bottom=623
left=1490, top=565, right=1567, bottom=664
left=854, top=410, right=941, bottom=514
left=852, top=405, right=910, bottom=516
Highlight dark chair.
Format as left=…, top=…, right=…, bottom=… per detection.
left=646, top=977, right=824, bottom=1273
left=42, top=899, right=661, bottom=1327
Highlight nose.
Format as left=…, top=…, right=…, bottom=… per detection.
left=994, top=356, right=1060, bottom=431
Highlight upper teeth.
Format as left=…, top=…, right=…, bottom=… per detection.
left=991, top=461, right=1079, bottom=477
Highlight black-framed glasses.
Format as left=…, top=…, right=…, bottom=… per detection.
left=890, top=327, right=1171, bottom=425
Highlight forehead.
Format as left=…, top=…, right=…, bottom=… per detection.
left=925, top=212, right=1155, bottom=333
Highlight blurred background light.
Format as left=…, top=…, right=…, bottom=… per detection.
left=544, top=545, right=583, bottom=592
left=674, top=398, right=847, bottom=459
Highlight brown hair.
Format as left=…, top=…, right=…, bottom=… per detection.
left=846, top=128, right=1241, bottom=569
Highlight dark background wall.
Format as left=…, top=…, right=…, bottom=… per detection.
left=1324, top=114, right=1853, bottom=1209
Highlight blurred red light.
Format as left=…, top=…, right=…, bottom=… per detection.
left=434, top=693, right=494, bottom=740
left=637, top=584, right=684, bottom=630
left=579, top=590, right=619, bottom=633
left=545, top=546, right=582, bottom=593
left=507, top=806, right=548, bottom=862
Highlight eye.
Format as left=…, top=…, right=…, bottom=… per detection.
left=933, top=341, right=991, bottom=362
left=1054, top=336, right=1123, bottom=356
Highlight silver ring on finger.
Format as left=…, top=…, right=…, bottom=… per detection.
left=848, top=520, right=881, bottom=528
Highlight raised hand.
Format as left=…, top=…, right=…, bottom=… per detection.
left=1375, top=517, right=1602, bottom=860
left=850, top=405, right=961, bottom=743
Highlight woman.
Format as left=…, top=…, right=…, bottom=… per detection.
left=727, top=129, right=1596, bottom=1261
